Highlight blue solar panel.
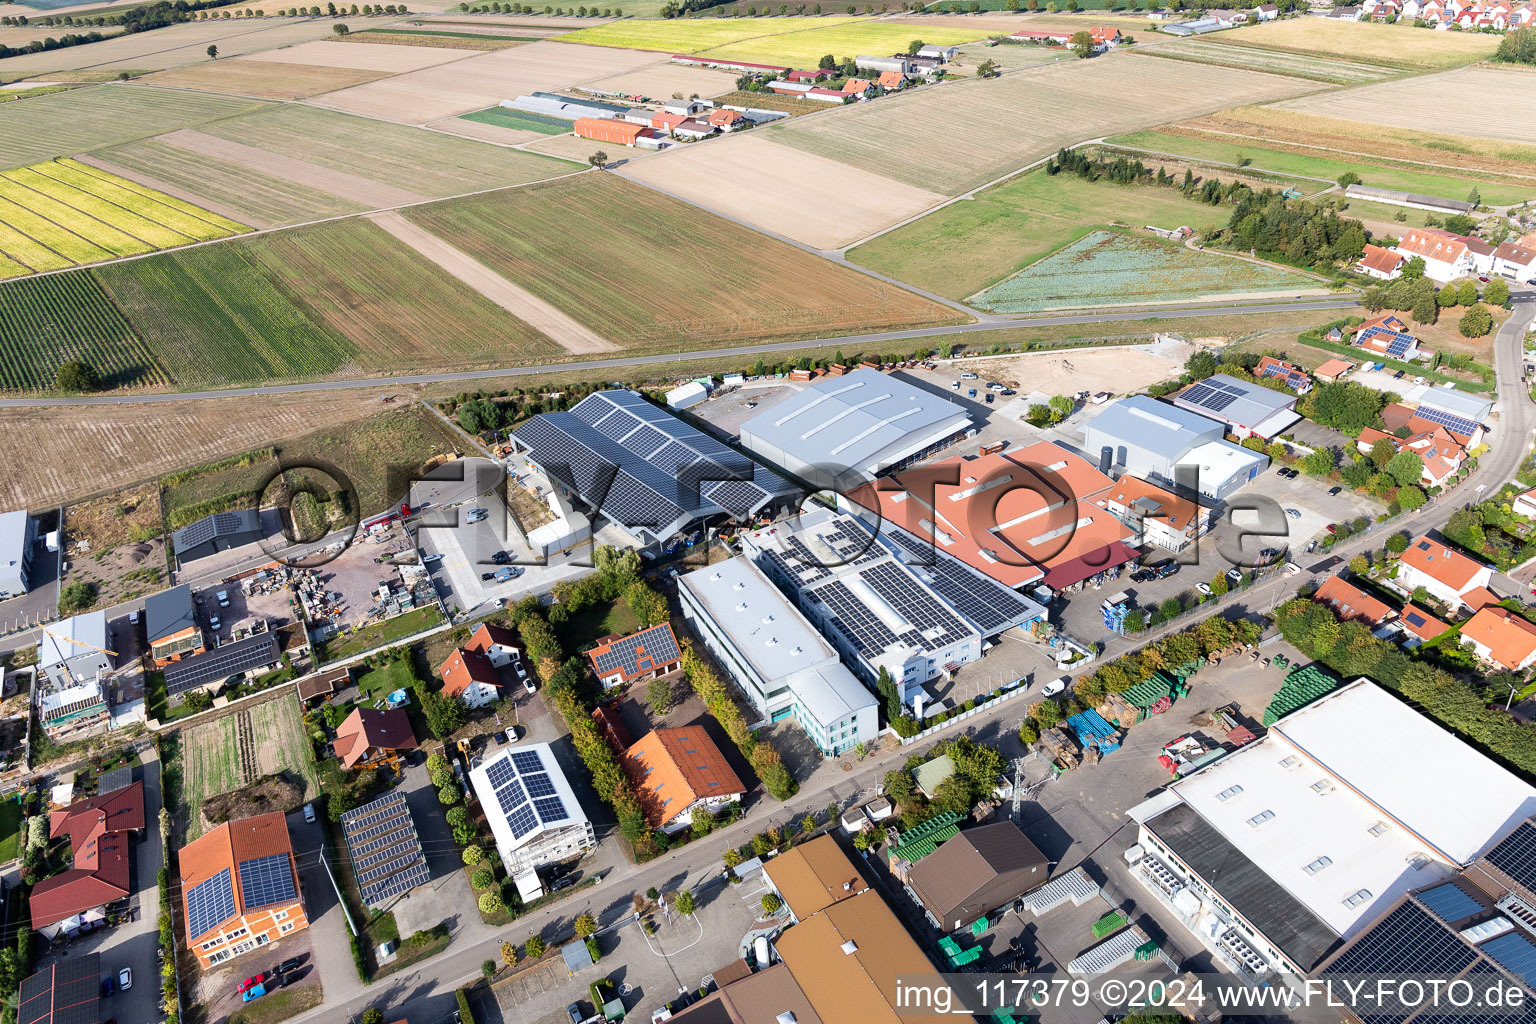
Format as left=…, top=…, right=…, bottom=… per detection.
left=508, top=804, right=539, bottom=839
left=533, top=797, right=567, bottom=822
left=1414, top=404, right=1480, bottom=437
left=1418, top=883, right=1481, bottom=923
left=1481, top=933, right=1536, bottom=988
left=238, top=853, right=297, bottom=910
left=523, top=773, right=557, bottom=799
left=484, top=758, right=514, bottom=790
left=495, top=776, right=525, bottom=810
left=510, top=750, right=544, bottom=774
left=186, top=867, right=237, bottom=940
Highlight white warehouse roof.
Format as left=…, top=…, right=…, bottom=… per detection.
left=679, top=554, right=835, bottom=683
left=1172, top=373, right=1299, bottom=437
left=470, top=743, right=589, bottom=857
left=1085, top=395, right=1224, bottom=460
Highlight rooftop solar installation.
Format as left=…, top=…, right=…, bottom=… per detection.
left=1413, top=404, right=1481, bottom=437
left=1481, top=932, right=1536, bottom=989
left=880, top=524, right=1044, bottom=636
left=591, top=625, right=679, bottom=677
left=1483, top=820, right=1536, bottom=891
left=1321, top=901, right=1477, bottom=980
left=237, top=853, right=298, bottom=910
left=164, top=632, right=278, bottom=695
left=477, top=743, right=587, bottom=852
left=510, top=749, right=545, bottom=774
left=186, top=867, right=237, bottom=939
left=1418, top=882, right=1483, bottom=923
left=341, top=792, right=429, bottom=908
left=361, top=860, right=432, bottom=906
left=20, top=955, right=100, bottom=1024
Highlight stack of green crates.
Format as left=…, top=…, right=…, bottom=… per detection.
left=1263, top=664, right=1339, bottom=726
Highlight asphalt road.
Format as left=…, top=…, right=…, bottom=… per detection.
left=0, top=298, right=1358, bottom=408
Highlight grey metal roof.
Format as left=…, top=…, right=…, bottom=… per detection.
left=38, top=611, right=108, bottom=672
left=144, top=585, right=196, bottom=644
left=1345, top=184, right=1474, bottom=214
left=163, top=632, right=278, bottom=694
left=1172, top=373, right=1298, bottom=430
left=1149, top=801, right=1339, bottom=971
left=171, top=508, right=260, bottom=553
left=739, top=369, right=970, bottom=473
left=1084, top=395, right=1224, bottom=459
left=1415, top=386, right=1494, bottom=423
left=0, top=509, right=30, bottom=570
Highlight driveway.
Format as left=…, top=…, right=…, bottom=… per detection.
left=388, top=761, right=488, bottom=943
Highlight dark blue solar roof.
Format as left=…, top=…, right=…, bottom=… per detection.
left=1482, top=933, right=1536, bottom=988
left=237, top=853, right=297, bottom=910
left=1418, top=882, right=1481, bottom=923
left=186, top=867, right=237, bottom=940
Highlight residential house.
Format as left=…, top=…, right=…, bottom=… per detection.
left=333, top=708, right=417, bottom=770
left=1254, top=355, right=1313, bottom=393
left=146, top=585, right=204, bottom=667
left=1352, top=313, right=1421, bottom=362
left=587, top=623, right=681, bottom=690
left=1098, top=475, right=1211, bottom=553
left=29, top=782, right=145, bottom=938
left=1326, top=4, right=1364, bottom=15
left=37, top=611, right=110, bottom=688
left=1514, top=485, right=1536, bottom=519
left=876, top=69, right=907, bottom=89
left=1381, top=401, right=1485, bottom=448
left=1088, top=25, right=1124, bottom=45
left=1461, top=606, right=1536, bottom=671
left=1356, top=243, right=1406, bottom=280
left=1494, top=241, right=1536, bottom=283
left=1394, top=228, right=1479, bottom=282
left=623, top=726, right=746, bottom=833
left=1256, top=2, right=1279, bottom=16
left=1313, top=576, right=1397, bottom=629
left=917, top=43, right=959, bottom=60
left=1313, top=358, right=1354, bottom=383
left=438, top=646, right=504, bottom=710
left=466, top=622, right=527, bottom=682
left=672, top=117, right=717, bottom=139
left=1398, top=602, right=1450, bottom=645
left=1396, top=535, right=1494, bottom=610
left=842, top=78, right=873, bottom=97
left=707, top=107, right=745, bottom=130
left=469, top=743, right=595, bottom=874
left=180, top=813, right=307, bottom=968
left=1355, top=423, right=1466, bottom=487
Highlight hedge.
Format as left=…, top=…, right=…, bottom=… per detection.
left=680, top=646, right=796, bottom=799
left=456, top=988, right=476, bottom=1024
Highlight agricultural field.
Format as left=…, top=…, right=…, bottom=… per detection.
left=240, top=37, right=478, bottom=70
left=345, top=27, right=535, bottom=48
left=0, top=17, right=343, bottom=76
left=578, top=61, right=738, bottom=99
left=609, top=131, right=946, bottom=249
left=769, top=53, right=1320, bottom=195
left=969, top=229, right=1318, bottom=313
left=848, top=169, right=1233, bottom=301
left=0, top=158, right=247, bottom=275
left=138, top=59, right=394, bottom=100
left=552, top=15, right=863, bottom=53
left=458, top=104, right=571, bottom=134
left=0, top=272, right=167, bottom=390
left=1133, top=39, right=1400, bottom=84
left=1271, top=66, right=1536, bottom=147
left=94, top=245, right=359, bottom=390
left=179, top=695, right=320, bottom=841
left=404, top=172, right=966, bottom=350
left=707, top=89, right=826, bottom=115
left=954, top=40, right=1067, bottom=69
left=687, top=20, right=989, bottom=66
left=309, top=39, right=658, bottom=122
left=160, top=446, right=279, bottom=531
left=272, top=406, right=463, bottom=517
left=1105, top=129, right=1534, bottom=205
left=0, top=85, right=266, bottom=171
left=1207, top=16, right=1500, bottom=69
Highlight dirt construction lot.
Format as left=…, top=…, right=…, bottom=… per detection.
left=620, top=132, right=947, bottom=250
left=946, top=340, right=1190, bottom=401
left=309, top=40, right=659, bottom=123
left=1270, top=65, right=1536, bottom=147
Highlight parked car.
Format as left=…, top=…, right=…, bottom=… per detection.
left=238, top=975, right=265, bottom=994
left=999, top=388, right=1016, bottom=396
left=1327, top=523, right=1338, bottom=534
left=481, top=572, right=497, bottom=581
left=552, top=875, right=577, bottom=892
left=568, top=1004, right=585, bottom=1024
left=495, top=731, right=509, bottom=745
left=242, top=985, right=267, bottom=1003
left=987, top=382, right=1006, bottom=392
left=117, top=969, right=131, bottom=991
left=1040, top=676, right=1068, bottom=697
left=491, top=551, right=511, bottom=564
left=1155, top=563, right=1181, bottom=580
left=302, top=805, right=316, bottom=825
left=1195, top=582, right=1212, bottom=596
left=1327, top=486, right=1342, bottom=496
left=274, top=958, right=303, bottom=975
left=1285, top=508, right=1302, bottom=519
left=495, top=567, right=519, bottom=582
left=1130, top=569, right=1155, bottom=583
left=466, top=508, right=488, bottom=522
left=984, top=393, right=995, bottom=404
left=1393, top=369, right=1406, bottom=379
left=1225, top=568, right=1243, bottom=584
left=216, top=590, right=230, bottom=608
left=960, top=371, right=978, bottom=380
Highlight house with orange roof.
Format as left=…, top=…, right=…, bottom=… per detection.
left=587, top=623, right=681, bottom=690
left=877, top=70, right=907, bottom=89
left=1393, top=228, right=1478, bottom=282
left=1254, top=355, right=1312, bottom=393
left=1398, top=603, right=1450, bottom=645
left=1313, top=358, right=1353, bottom=383
left=1381, top=402, right=1484, bottom=448
left=1514, top=485, right=1536, bottom=520
left=1313, top=576, right=1396, bottom=628
left=180, top=813, right=306, bottom=967
left=1356, top=243, right=1405, bottom=281
left=466, top=622, right=528, bottom=686
left=438, top=646, right=503, bottom=710
left=1461, top=606, right=1536, bottom=671
left=333, top=707, right=417, bottom=770
left=1351, top=313, right=1421, bottom=362
left=623, top=726, right=746, bottom=832
left=1098, top=475, right=1210, bottom=553
left=30, top=781, right=144, bottom=937
left=707, top=107, right=745, bottom=130
left=1396, top=535, right=1494, bottom=610
left=1354, top=424, right=1467, bottom=488
left=1494, top=241, right=1536, bottom=284
left=842, top=78, right=873, bottom=96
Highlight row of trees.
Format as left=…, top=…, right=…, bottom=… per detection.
left=1358, top=273, right=1505, bottom=337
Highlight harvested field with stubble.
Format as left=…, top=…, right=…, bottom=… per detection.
left=1271, top=66, right=1536, bottom=147
left=0, top=389, right=398, bottom=510
left=1132, top=39, right=1399, bottom=84
left=158, top=128, right=430, bottom=207
left=343, top=28, right=531, bottom=49
left=404, top=172, right=966, bottom=350
left=0, top=18, right=342, bottom=76
left=621, top=132, right=945, bottom=249
left=770, top=53, right=1321, bottom=195
left=241, top=37, right=476, bottom=70
left=552, top=16, right=863, bottom=53
left=138, top=59, right=392, bottom=99
left=578, top=62, right=738, bottom=99
left=1208, top=16, right=1499, bottom=69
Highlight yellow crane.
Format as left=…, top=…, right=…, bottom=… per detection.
left=40, top=625, right=118, bottom=688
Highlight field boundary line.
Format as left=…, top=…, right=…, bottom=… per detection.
left=1094, top=140, right=1337, bottom=184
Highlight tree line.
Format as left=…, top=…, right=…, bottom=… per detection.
left=1215, top=189, right=1367, bottom=269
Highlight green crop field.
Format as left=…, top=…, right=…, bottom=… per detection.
left=553, top=15, right=864, bottom=53
left=690, top=20, right=988, bottom=65
left=848, top=169, right=1232, bottom=300
left=459, top=105, right=571, bottom=135
left=0, top=273, right=167, bottom=391
left=969, top=229, right=1315, bottom=312
left=1105, top=129, right=1533, bottom=205
left=404, top=173, right=964, bottom=351
left=0, top=86, right=267, bottom=171
left=95, top=245, right=358, bottom=390
left=197, top=104, right=573, bottom=197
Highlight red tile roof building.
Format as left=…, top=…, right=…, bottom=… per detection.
left=623, top=726, right=746, bottom=832
left=1398, top=602, right=1449, bottom=643
left=438, top=646, right=504, bottom=709
left=1313, top=576, right=1396, bottom=627
left=587, top=624, right=682, bottom=690
left=1356, top=243, right=1405, bottom=280
left=1254, top=355, right=1312, bottom=392
left=574, top=117, right=649, bottom=146
left=1462, top=606, right=1536, bottom=671
left=333, top=707, right=417, bottom=770
left=1354, top=424, right=1467, bottom=488
left=30, top=782, right=145, bottom=935
left=1396, top=535, right=1494, bottom=610
left=1313, top=358, right=1353, bottom=382
left=179, top=813, right=307, bottom=967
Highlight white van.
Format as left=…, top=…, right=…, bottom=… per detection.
left=303, top=803, right=316, bottom=824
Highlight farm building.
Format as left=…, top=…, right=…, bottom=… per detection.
left=574, top=117, right=652, bottom=147
left=172, top=508, right=261, bottom=564
left=738, top=368, right=970, bottom=490
left=507, top=92, right=637, bottom=122
left=0, top=510, right=34, bottom=598
left=917, top=43, right=960, bottom=60
left=665, top=380, right=709, bottom=410
left=1130, top=679, right=1536, bottom=978
left=855, top=55, right=912, bottom=74
left=1160, top=16, right=1226, bottom=34
left=678, top=554, right=879, bottom=757
left=906, top=821, right=1049, bottom=932
left=339, top=792, right=430, bottom=908
left=180, top=812, right=308, bottom=968
left=668, top=54, right=789, bottom=75
left=512, top=390, right=798, bottom=550
left=1011, top=29, right=1072, bottom=44
left=623, top=726, right=745, bottom=832
left=1083, top=396, right=1268, bottom=501
left=29, top=781, right=145, bottom=937
left=1406, top=382, right=1493, bottom=425
left=1171, top=372, right=1300, bottom=440
left=1313, top=358, right=1353, bottom=382
left=1345, top=184, right=1473, bottom=216
left=470, top=743, right=596, bottom=875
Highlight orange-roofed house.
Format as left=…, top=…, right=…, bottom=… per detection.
left=1381, top=402, right=1484, bottom=448
left=587, top=623, right=681, bottom=690
left=1254, top=355, right=1312, bottom=393
left=466, top=621, right=528, bottom=687
left=1397, top=535, right=1494, bottom=610
left=623, top=726, right=745, bottom=832
left=438, top=646, right=503, bottom=710
left=30, top=781, right=145, bottom=937
left=180, top=813, right=307, bottom=967
left=842, top=78, right=873, bottom=96
left=1515, top=486, right=1536, bottom=520
left=877, top=70, right=907, bottom=89
left=1313, top=358, right=1353, bottom=383
left=1398, top=603, right=1450, bottom=645
left=1089, top=25, right=1123, bottom=45
left=1355, top=424, right=1466, bottom=488
left=1393, top=228, right=1477, bottom=282
left=1314, top=575, right=1396, bottom=628
left=707, top=107, right=745, bottom=130
left=333, top=707, right=417, bottom=770
left=1098, top=475, right=1210, bottom=553
left=575, top=117, right=650, bottom=147
left=1461, top=606, right=1536, bottom=671
left=1356, top=243, right=1406, bottom=281
left=1462, top=585, right=1504, bottom=612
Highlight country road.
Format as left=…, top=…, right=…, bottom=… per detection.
left=0, top=297, right=1357, bottom=408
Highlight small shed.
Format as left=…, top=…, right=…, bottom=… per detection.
left=561, top=938, right=595, bottom=975
left=666, top=381, right=709, bottom=410
left=913, top=753, right=957, bottom=799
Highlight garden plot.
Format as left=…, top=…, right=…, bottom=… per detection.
left=1270, top=66, right=1536, bottom=147
left=578, top=62, right=737, bottom=100
left=1135, top=40, right=1400, bottom=84
left=0, top=18, right=341, bottom=76
left=432, top=115, right=552, bottom=146
left=180, top=695, right=320, bottom=841
left=769, top=53, right=1320, bottom=196
left=620, top=132, right=945, bottom=249
left=969, top=230, right=1318, bottom=313
left=138, top=60, right=393, bottom=100
left=309, top=39, right=656, bottom=122
left=241, top=37, right=478, bottom=70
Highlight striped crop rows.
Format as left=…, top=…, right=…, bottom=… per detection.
left=0, top=273, right=168, bottom=390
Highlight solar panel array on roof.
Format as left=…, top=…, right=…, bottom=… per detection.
left=482, top=747, right=576, bottom=845
left=341, top=792, right=429, bottom=907
left=591, top=625, right=679, bottom=677
left=1413, top=404, right=1481, bottom=437
left=1322, top=901, right=1477, bottom=980
left=1405, top=611, right=1428, bottom=628
left=1180, top=380, right=1242, bottom=413
left=186, top=867, right=237, bottom=939
left=237, top=853, right=298, bottom=910
left=513, top=390, right=796, bottom=542
left=1359, top=325, right=1416, bottom=359
left=1483, top=819, right=1536, bottom=891
left=164, top=632, right=278, bottom=694
left=880, top=525, right=1043, bottom=636
left=20, top=955, right=99, bottom=1024
left=1418, top=882, right=1482, bottom=923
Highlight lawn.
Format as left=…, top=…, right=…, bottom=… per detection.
left=969, top=229, right=1316, bottom=312
left=689, top=20, right=990, bottom=65
left=1205, top=17, right=1500, bottom=69
left=555, top=596, right=640, bottom=653
left=272, top=406, right=463, bottom=518
left=403, top=173, right=963, bottom=351
left=1106, top=128, right=1534, bottom=206
left=319, top=605, right=446, bottom=663
left=459, top=105, right=572, bottom=135
left=848, top=169, right=1232, bottom=300
left=0, top=796, right=22, bottom=863
left=553, top=15, right=865, bottom=53
left=355, top=658, right=419, bottom=700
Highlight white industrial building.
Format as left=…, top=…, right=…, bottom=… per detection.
left=1082, top=396, right=1268, bottom=501
left=678, top=555, right=878, bottom=757
left=0, top=510, right=34, bottom=598
left=470, top=743, right=596, bottom=875
left=738, top=369, right=970, bottom=490
left=665, top=380, right=709, bottom=410
left=1128, top=679, right=1536, bottom=981
left=1171, top=373, right=1300, bottom=440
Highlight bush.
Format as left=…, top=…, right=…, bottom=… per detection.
left=471, top=867, right=494, bottom=890
left=350, top=932, right=368, bottom=984
left=462, top=845, right=485, bottom=866
left=478, top=890, right=505, bottom=915
left=761, top=892, right=782, bottom=914
left=525, top=935, right=546, bottom=958
left=438, top=784, right=460, bottom=805
left=456, top=989, right=476, bottom=1024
